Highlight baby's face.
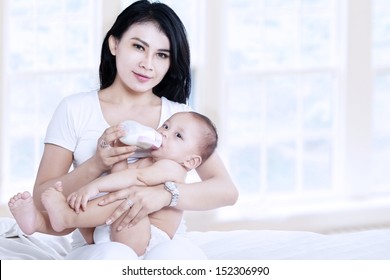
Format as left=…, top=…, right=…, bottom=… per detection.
left=151, top=113, right=202, bottom=163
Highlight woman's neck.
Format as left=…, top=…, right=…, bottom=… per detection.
left=100, top=83, right=158, bottom=105
left=98, top=85, right=162, bottom=128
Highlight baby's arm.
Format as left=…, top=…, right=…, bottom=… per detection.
left=111, top=158, right=128, bottom=173
left=135, top=159, right=186, bottom=186
left=69, top=159, right=186, bottom=212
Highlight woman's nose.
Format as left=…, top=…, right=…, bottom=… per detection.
left=139, top=55, right=153, bottom=71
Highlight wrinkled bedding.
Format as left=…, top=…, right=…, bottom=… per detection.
left=1, top=217, right=390, bottom=260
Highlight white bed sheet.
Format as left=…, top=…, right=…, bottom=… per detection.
left=1, top=217, right=390, bottom=260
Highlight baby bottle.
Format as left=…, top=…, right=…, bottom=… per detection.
left=119, top=120, right=162, bottom=150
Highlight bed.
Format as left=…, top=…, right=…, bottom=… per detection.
left=1, top=216, right=390, bottom=260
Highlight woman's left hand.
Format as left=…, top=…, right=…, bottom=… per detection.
left=98, top=185, right=171, bottom=231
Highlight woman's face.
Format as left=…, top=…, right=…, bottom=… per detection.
left=109, top=22, right=171, bottom=94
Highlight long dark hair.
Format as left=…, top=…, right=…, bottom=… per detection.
left=99, top=0, right=191, bottom=104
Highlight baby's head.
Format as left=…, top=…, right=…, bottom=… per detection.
left=152, top=112, right=218, bottom=170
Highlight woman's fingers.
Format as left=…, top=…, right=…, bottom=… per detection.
left=97, top=145, right=137, bottom=168
left=100, top=186, right=166, bottom=230
left=98, top=125, right=125, bottom=149
left=116, top=202, right=142, bottom=231
left=120, top=205, right=149, bottom=231
left=98, top=188, right=129, bottom=206
left=105, top=198, right=134, bottom=226
left=95, top=124, right=136, bottom=170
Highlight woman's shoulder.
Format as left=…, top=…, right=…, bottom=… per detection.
left=62, top=90, right=99, bottom=105
left=51, top=90, right=100, bottom=121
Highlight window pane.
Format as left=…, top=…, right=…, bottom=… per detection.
left=371, top=74, right=390, bottom=188
left=372, top=0, right=390, bottom=67
left=372, top=0, right=390, bottom=189
left=225, top=78, right=263, bottom=140
left=265, top=76, right=298, bottom=133
left=227, top=0, right=336, bottom=71
left=303, top=137, right=332, bottom=190
left=267, top=141, right=296, bottom=192
left=302, top=74, right=335, bottom=130
left=227, top=145, right=261, bottom=195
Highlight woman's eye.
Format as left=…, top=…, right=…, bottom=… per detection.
left=133, top=44, right=144, bottom=51
left=158, top=52, right=169, bottom=59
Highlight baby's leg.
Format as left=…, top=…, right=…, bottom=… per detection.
left=41, top=186, right=123, bottom=232
left=8, top=182, right=76, bottom=236
left=110, top=217, right=151, bottom=256
left=8, top=191, right=46, bottom=235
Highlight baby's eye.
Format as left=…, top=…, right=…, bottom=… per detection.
left=162, top=124, right=168, bottom=129
left=175, top=132, right=182, bottom=139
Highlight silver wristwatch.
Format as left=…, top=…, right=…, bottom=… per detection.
left=164, top=182, right=179, bottom=207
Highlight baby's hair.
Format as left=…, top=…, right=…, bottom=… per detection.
left=187, top=112, right=218, bottom=163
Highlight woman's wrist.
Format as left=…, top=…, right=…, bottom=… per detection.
left=84, top=155, right=108, bottom=181
left=91, top=154, right=110, bottom=174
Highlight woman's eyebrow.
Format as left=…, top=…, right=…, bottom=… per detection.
left=131, top=37, right=170, bottom=53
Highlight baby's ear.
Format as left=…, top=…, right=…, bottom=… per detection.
left=183, top=155, right=202, bottom=170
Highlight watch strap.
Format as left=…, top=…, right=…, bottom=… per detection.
left=164, top=181, right=179, bottom=207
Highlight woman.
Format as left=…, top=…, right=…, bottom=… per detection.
left=32, top=0, right=238, bottom=259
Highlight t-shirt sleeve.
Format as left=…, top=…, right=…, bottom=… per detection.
left=44, top=97, right=77, bottom=152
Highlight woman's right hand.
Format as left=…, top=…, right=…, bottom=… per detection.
left=98, top=185, right=171, bottom=231
left=93, top=125, right=137, bottom=172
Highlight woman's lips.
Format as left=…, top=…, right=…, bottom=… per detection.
left=133, top=72, right=151, bottom=82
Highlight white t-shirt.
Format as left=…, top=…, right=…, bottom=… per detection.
left=45, top=90, right=192, bottom=168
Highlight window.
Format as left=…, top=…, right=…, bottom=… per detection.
left=1, top=0, right=102, bottom=203
left=221, top=0, right=340, bottom=196
left=191, top=0, right=390, bottom=229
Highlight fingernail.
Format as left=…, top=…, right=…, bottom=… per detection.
left=117, top=226, right=122, bottom=231
left=106, top=219, right=112, bottom=225
left=98, top=200, right=105, bottom=205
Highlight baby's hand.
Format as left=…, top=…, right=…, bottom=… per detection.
left=67, top=186, right=99, bottom=213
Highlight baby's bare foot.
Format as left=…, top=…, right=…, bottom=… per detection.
left=8, top=191, right=40, bottom=235
left=41, top=185, right=69, bottom=232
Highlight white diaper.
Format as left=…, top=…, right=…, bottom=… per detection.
left=93, top=224, right=170, bottom=258
left=93, top=224, right=111, bottom=243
